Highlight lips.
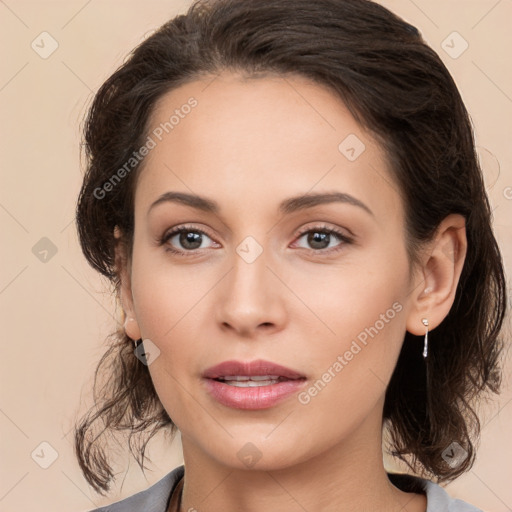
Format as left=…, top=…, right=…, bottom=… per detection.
left=202, top=359, right=307, bottom=410
left=203, top=359, right=305, bottom=380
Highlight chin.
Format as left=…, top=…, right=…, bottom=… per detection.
left=203, top=436, right=316, bottom=473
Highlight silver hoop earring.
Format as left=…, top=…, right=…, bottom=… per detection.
left=421, top=318, right=429, bottom=359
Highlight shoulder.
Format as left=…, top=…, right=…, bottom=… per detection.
left=387, top=472, right=483, bottom=512
left=86, top=465, right=184, bottom=512
left=423, top=479, right=483, bottom=512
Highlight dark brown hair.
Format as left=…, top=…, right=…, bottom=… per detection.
left=75, top=0, right=508, bottom=494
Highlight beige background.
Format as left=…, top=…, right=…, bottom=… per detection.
left=1, top=0, right=511, bottom=510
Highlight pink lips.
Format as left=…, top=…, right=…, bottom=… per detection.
left=202, top=359, right=307, bottom=410
left=203, top=359, right=305, bottom=380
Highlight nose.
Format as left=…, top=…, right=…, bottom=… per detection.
left=215, top=244, right=288, bottom=338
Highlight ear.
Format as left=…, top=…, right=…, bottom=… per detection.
left=114, top=226, right=141, bottom=341
left=405, top=214, right=467, bottom=335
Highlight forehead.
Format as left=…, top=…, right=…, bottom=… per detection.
left=136, top=72, right=402, bottom=223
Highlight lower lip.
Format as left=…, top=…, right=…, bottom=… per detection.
left=204, top=378, right=307, bottom=410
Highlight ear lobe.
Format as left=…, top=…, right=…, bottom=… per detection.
left=115, top=227, right=141, bottom=341
left=406, top=214, right=467, bottom=336
left=119, top=280, right=141, bottom=340
left=123, top=315, right=141, bottom=341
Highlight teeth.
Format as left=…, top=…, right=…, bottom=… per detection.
left=217, top=375, right=282, bottom=387
left=224, top=379, right=280, bottom=387
left=221, top=375, right=280, bottom=381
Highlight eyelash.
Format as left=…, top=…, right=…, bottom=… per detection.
left=158, top=224, right=353, bottom=257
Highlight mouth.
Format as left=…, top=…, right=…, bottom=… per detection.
left=212, top=375, right=295, bottom=387
left=202, top=360, right=307, bottom=409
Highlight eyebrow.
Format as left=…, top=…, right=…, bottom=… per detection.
left=148, top=191, right=374, bottom=217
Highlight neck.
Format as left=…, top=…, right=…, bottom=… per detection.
left=176, top=406, right=426, bottom=512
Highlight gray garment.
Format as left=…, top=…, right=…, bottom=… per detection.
left=87, top=465, right=483, bottom=512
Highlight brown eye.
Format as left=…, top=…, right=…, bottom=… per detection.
left=294, top=226, right=352, bottom=252
left=161, top=226, right=217, bottom=255
left=304, top=231, right=334, bottom=250
left=174, top=230, right=204, bottom=250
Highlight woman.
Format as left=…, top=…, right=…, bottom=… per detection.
left=74, top=0, right=507, bottom=510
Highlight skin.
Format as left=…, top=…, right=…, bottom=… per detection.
left=119, top=72, right=467, bottom=512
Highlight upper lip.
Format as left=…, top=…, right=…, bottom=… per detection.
left=203, top=359, right=306, bottom=380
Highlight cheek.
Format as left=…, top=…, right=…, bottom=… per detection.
left=128, top=244, right=224, bottom=399
left=291, top=249, right=409, bottom=398
left=130, top=243, right=203, bottom=337
left=293, top=289, right=407, bottom=435
left=290, top=242, right=408, bottom=341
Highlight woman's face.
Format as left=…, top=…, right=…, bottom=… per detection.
left=124, top=72, right=421, bottom=470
